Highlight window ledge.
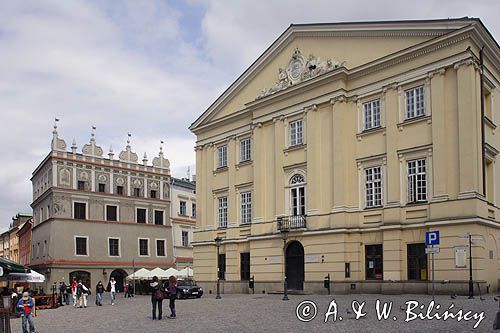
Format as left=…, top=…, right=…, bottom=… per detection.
left=357, top=126, right=385, bottom=139
left=397, top=115, right=431, bottom=130
left=364, top=206, right=384, bottom=211
left=284, top=144, right=306, bottom=154
left=236, top=160, right=252, bottom=168
left=213, top=166, right=228, bottom=175
left=406, top=201, right=428, bottom=207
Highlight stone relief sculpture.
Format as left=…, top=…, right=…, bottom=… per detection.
left=119, top=134, right=139, bottom=163
left=256, top=47, right=345, bottom=100
left=82, top=126, right=104, bottom=157
left=59, top=168, right=71, bottom=186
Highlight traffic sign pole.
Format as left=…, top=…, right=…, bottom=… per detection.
left=468, top=234, right=474, bottom=299
left=432, top=249, right=435, bottom=301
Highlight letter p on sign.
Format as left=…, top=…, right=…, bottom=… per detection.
left=425, top=231, right=440, bottom=246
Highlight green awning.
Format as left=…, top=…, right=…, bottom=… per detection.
left=0, top=257, right=30, bottom=276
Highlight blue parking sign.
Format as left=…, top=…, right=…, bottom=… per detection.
left=425, top=231, right=440, bottom=246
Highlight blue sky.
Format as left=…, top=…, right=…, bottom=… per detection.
left=0, top=0, right=499, bottom=229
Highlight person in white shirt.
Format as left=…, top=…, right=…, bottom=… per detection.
left=77, top=280, right=90, bottom=308
left=107, top=277, right=117, bottom=305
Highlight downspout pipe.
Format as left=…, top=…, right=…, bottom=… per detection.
left=479, top=46, right=486, bottom=197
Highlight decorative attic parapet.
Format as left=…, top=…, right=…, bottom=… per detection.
left=51, top=118, right=67, bottom=152
left=82, top=126, right=104, bottom=157
left=119, top=133, right=139, bottom=163
left=256, top=47, right=345, bottom=100
left=152, top=141, right=170, bottom=170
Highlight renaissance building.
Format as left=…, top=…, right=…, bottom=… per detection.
left=30, top=124, right=174, bottom=290
left=190, top=18, right=500, bottom=294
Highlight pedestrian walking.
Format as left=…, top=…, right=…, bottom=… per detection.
left=124, top=283, right=129, bottom=298
left=17, top=291, right=35, bottom=333
left=150, top=276, right=164, bottom=320
left=128, top=282, right=134, bottom=297
left=65, top=284, right=71, bottom=305
left=95, top=281, right=104, bottom=306
left=167, top=275, right=177, bottom=319
left=59, top=282, right=67, bottom=306
left=71, top=278, right=78, bottom=307
left=107, top=277, right=117, bottom=305
left=77, top=280, right=90, bottom=308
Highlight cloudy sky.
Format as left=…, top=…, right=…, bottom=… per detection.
left=0, top=0, right=498, bottom=229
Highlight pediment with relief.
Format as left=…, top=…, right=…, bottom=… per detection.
left=256, top=47, right=344, bottom=100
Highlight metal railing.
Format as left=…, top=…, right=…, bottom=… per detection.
left=277, top=215, right=306, bottom=231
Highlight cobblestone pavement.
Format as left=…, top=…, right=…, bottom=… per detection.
left=10, top=293, right=500, bottom=332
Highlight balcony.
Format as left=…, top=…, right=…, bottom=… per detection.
left=277, top=215, right=306, bottom=231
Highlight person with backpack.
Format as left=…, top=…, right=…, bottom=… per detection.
left=17, top=292, right=35, bottom=333
left=150, top=276, right=164, bottom=320
left=167, top=275, right=177, bottom=319
left=77, top=280, right=90, bottom=308
left=95, top=281, right=104, bottom=306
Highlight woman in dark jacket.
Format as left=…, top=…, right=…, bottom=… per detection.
left=150, top=276, right=163, bottom=320
left=95, top=281, right=105, bottom=306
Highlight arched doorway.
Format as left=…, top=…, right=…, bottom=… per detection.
left=110, top=269, right=127, bottom=292
left=286, top=241, right=304, bottom=290
left=69, top=271, right=91, bottom=288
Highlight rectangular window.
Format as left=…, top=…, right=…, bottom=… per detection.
left=98, top=183, right=106, bottom=193
left=240, top=252, right=250, bottom=281
left=181, top=231, right=189, bottom=247
left=365, top=167, right=382, bottom=208
left=180, top=201, right=187, bottom=216
left=241, top=192, right=252, bottom=224
left=116, top=186, right=124, bottom=195
left=289, top=119, right=303, bottom=146
left=218, top=197, right=228, bottom=228
left=405, top=86, right=425, bottom=119
left=154, top=210, right=164, bottom=225
left=150, top=190, right=157, bottom=199
left=77, top=181, right=85, bottom=190
left=291, top=187, right=306, bottom=216
left=218, top=253, right=226, bottom=280
left=133, top=188, right=141, bottom=197
left=156, top=239, right=166, bottom=257
left=240, top=138, right=251, bottom=162
left=108, top=238, right=119, bottom=257
left=74, top=202, right=86, bottom=220
left=365, top=244, right=383, bottom=280
left=75, top=237, right=88, bottom=256
left=136, top=208, right=146, bottom=224
left=407, top=243, right=427, bottom=281
left=192, top=203, right=196, bottom=218
left=363, top=99, right=381, bottom=130
left=106, top=205, right=118, bottom=221
left=139, top=238, right=149, bottom=256
left=218, top=145, right=227, bottom=168
left=407, top=159, right=427, bottom=203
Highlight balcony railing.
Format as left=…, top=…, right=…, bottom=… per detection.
left=277, top=215, right=306, bottom=231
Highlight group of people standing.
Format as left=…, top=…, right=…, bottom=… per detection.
left=58, top=276, right=123, bottom=308
left=150, top=275, right=178, bottom=320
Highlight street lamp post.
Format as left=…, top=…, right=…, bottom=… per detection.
left=215, top=236, right=222, bottom=299
left=278, top=218, right=290, bottom=301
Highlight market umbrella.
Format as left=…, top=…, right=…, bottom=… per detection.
left=0, top=257, right=29, bottom=280
left=144, top=267, right=168, bottom=280
left=177, top=267, right=194, bottom=278
left=126, top=268, right=151, bottom=280
left=164, top=267, right=179, bottom=278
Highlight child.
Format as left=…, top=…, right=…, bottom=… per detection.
left=167, top=275, right=177, bottom=319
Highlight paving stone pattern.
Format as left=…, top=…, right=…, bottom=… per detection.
left=10, top=293, right=500, bottom=332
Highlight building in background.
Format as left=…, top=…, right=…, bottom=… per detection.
left=190, top=18, right=500, bottom=294
left=170, top=177, right=196, bottom=269
left=17, top=219, right=33, bottom=266
left=0, top=231, right=9, bottom=259
left=8, top=213, right=32, bottom=264
left=30, top=125, right=174, bottom=291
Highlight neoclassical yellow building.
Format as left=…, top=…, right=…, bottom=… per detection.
left=190, top=18, right=500, bottom=295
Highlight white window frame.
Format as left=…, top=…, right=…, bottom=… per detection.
left=74, top=235, right=89, bottom=257
left=363, top=99, right=381, bottom=130
left=217, top=145, right=228, bottom=168
left=191, top=203, right=196, bottom=218
left=405, top=86, right=425, bottom=119
left=240, top=138, right=252, bottom=163
left=289, top=174, right=306, bottom=216
left=135, top=207, right=148, bottom=224
left=240, top=192, right=252, bottom=224
left=181, top=230, right=189, bottom=247
left=107, top=237, right=121, bottom=257
left=72, top=200, right=88, bottom=220
left=365, top=166, right=383, bottom=208
left=179, top=201, right=187, bottom=216
left=138, top=238, right=150, bottom=257
left=155, top=238, right=167, bottom=257
left=289, top=119, right=303, bottom=146
left=153, top=209, right=165, bottom=225
left=407, top=159, right=427, bottom=203
left=105, top=204, right=119, bottom=222
left=218, top=196, right=228, bottom=228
